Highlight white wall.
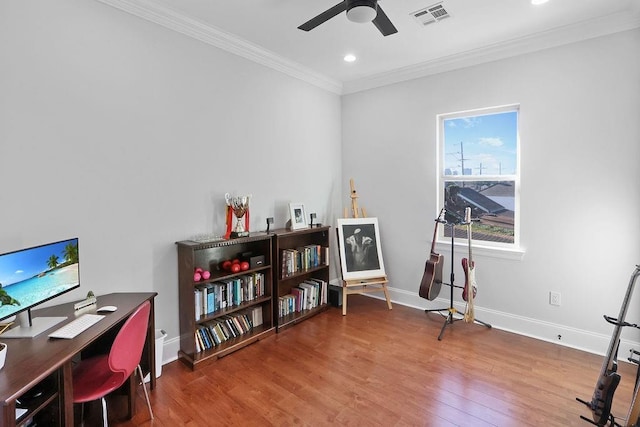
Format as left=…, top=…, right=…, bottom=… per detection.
left=342, top=29, right=640, bottom=356
left=1, top=0, right=638, bottom=365
left=0, top=0, right=342, bottom=362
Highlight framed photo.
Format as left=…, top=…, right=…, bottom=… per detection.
left=289, top=203, right=307, bottom=230
left=337, top=217, right=385, bottom=281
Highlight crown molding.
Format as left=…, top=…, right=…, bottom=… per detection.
left=342, top=11, right=640, bottom=94
left=96, top=0, right=343, bottom=94
left=96, top=0, right=639, bottom=97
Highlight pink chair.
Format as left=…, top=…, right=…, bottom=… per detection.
left=73, top=301, right=154, bottom=426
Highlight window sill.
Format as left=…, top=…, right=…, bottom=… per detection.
left=434, top=241, right=525, bottom=261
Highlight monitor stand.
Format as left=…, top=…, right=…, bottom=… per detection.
left=1, top=311, right=67, bottom=338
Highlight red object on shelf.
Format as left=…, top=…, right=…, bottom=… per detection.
left=224, top=206, right=233, bottom=240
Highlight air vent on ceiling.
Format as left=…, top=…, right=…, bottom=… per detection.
left=411, top=2, right=450, bottom=26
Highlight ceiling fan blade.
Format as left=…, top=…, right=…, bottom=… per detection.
left=298, top=1, right=348, bottom=31
left=372, top=5, right=398, bottom=36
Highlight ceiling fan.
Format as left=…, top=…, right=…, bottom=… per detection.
left=298, top=0, right=398, bottom=37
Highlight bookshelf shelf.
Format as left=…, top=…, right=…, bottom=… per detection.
left=276, top=304, right=329, bottom=330
left=176, top=233, right=275, bottom=370
left=280, top=264, right=328, bottom=281
left=15, top=371, right=61, bottom=426
left=180, top=323, right=274, bottom=366
left=196, top=295, right=272, bottom=323
left=272, top=226, right=331, bottom=331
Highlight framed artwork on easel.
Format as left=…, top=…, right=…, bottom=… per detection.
left=336, top=217, right=385, bottom=281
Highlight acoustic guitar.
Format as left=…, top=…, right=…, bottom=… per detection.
left=419, top=209, right=444, bottom=301
left=462, top=207, right=477, bottom=322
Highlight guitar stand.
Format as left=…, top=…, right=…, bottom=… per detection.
left=576, top=265, right=640, bottom=427
left=425, top=222, right=491, bottom=341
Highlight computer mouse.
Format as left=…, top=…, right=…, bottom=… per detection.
left=97, top=305, right=118, bottom=313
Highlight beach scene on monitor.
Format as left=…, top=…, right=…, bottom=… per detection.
left=0, top=239, right=79, bottom=319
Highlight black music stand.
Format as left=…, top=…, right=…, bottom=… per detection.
left=425, top=220, right=491, bottom=340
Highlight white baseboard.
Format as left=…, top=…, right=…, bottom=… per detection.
left=368, top=285, right=640, bottom=365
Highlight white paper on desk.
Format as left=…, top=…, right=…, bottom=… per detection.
left=16, top=407, right=27, bottom=419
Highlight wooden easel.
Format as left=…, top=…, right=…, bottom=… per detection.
left=343, top=178, right=367, bottom=219
left=340, top=178, right=393, bottom=316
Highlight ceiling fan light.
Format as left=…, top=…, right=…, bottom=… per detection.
left=346, top=2, right=377, bottom=23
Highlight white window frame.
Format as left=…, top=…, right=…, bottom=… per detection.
left=436, top=104, right=524, bottom=260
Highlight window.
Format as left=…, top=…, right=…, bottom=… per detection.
left=437, top=105, right=520, bottom=248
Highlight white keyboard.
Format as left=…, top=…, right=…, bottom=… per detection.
left=48, top=314, right=105, bottom=339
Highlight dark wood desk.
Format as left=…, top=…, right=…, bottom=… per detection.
left=0, top=292, right=157, bottom=427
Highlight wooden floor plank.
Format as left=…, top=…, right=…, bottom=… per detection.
left=103, top=295, right=638, bottom=426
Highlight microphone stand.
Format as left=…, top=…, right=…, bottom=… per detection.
left=425, top=221, right=463, bottom=340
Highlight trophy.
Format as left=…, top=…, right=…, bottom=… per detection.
left=225, top=193, right=251, bottom=238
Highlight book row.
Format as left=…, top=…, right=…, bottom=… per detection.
left=278, top=278, right=328, bottom=318
left=195, top=306, right=264, bottom=353
left=195, top=272, right=266, bottom=320
left=281, top=245, right=329, bottom=278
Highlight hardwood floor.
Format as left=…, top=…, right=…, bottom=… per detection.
left=109, top=295, right=638, bottom=426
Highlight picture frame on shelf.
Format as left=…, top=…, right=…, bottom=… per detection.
left=289, top=203, right=307, bottom=230
left=336, top=217, right=386, bottom=281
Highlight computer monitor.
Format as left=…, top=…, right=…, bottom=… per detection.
left=0, top=238, right=80, bottom=338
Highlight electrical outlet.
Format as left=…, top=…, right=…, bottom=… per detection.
left=549, top=291, right=561, bottom=306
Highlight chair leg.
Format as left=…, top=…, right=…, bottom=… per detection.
left=101, top=397, right=108, bottom=427
left=137, top=364, right=154, bottom=420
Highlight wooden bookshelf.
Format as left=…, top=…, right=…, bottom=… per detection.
left=272, top=226, right=330, bottom=331
left=176, top=234, right=275, bottom=369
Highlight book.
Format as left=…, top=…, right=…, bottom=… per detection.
left=218, top=279, right=233, bottom=309
left=305, top=281, right=319, bottom=308
left=196, top=284, right=209, bottom=315
left=230, top=314, right=246, bottom=335
left=194, top=289, right=203, bottom=320
left=238, top=313, right=251, bottom=332
left=205, top=327, right=215, bottom=348
left=221, top=315, right=241, bottom=337
left=255, top=272, right=264, bottom=297
left=295, top=285, right=308, bottom=310
left=323, top=246, right=330, bottom=266
left=244, top=274, right=254, bottom=301
left=308, top=278, right=328, bottom=305
left=198, top=327, right=211, bottom=349
left=217, top=322, right=229, bottom=342
left=290, top=287, right=303, bottom=312
left=204, top=283, right=216, bottom=313
left=251, top=306, right=263, bottom=327
left=195, top=330, right=204, bottom=352
left=205, top=323, right=221, bottom=346
left=299, top=282, right=316, bottom=309
left=217, top=321, right=228, bottom=342
left=243, top=312, right=253, bottom=329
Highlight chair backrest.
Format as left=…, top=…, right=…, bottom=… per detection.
left=109, top=300, right=151, bottom=376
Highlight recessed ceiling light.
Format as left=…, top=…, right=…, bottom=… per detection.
left=344, top=54, right=357, bottom=63
left=531, top=0, right=549, bottom=5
